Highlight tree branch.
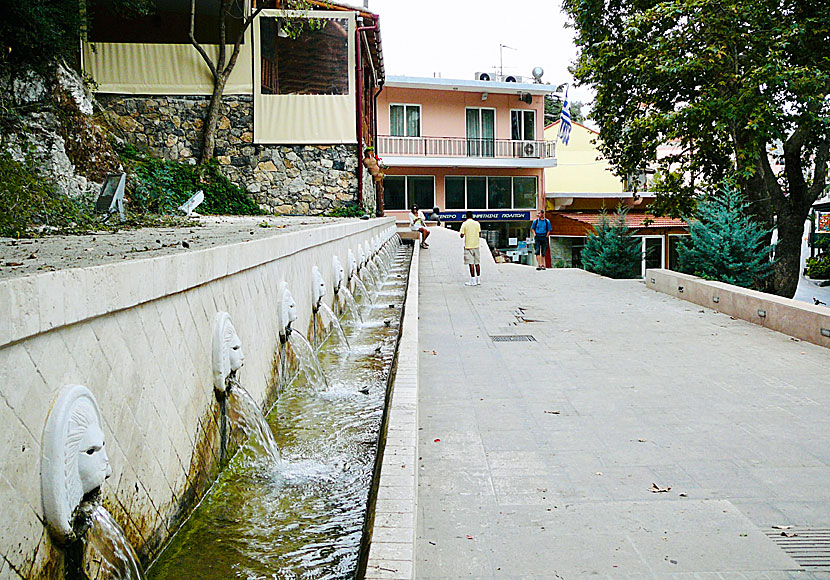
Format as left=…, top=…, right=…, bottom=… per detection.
left=223, top=6, right=264, bottom=78
left=190, top=0, right=218, bottom=79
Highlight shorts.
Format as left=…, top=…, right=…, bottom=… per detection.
left=534, top=235, right=549, bottom=256
left=464, top=247, right=481, bottom=265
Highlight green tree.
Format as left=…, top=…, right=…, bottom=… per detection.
left=563, top=0, right=830, bottom=297
left=544, top=96, right=585, bottom=126
left=676, top=185, right=772, bottom=288
left=582, top=207, right=642, bottom=278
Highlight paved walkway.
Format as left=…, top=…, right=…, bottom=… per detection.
left=416, top=227, right=830, bottom=579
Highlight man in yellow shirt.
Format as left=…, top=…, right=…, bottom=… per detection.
left=459, top=211, right=482, bottom=286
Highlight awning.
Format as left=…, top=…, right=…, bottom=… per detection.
left=555, top=212, right=687, bottom=230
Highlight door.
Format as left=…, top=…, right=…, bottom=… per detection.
left=466, top=108, right=495, bottom=157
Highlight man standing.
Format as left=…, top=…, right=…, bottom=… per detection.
left=531, top=210, right=552, bottom=270
left=459, top=211, right=482, bottom=286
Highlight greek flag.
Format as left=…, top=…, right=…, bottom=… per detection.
left=558, top=88, right=572, bottom=146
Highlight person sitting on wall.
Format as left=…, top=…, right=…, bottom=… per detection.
left=409, top=205, right=430, bottom=248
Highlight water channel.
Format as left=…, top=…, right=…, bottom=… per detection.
left=145, top=240, right=411, bottom=580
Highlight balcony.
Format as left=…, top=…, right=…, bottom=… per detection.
left=376, top=136, right=557, bottom=169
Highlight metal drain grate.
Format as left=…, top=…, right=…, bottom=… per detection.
left=764, top=527, right=830, bottom=569
left=490, top=335, right=536, bottom=343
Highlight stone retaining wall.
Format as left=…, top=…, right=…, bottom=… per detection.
left=646, top=268, right=830, bottom=349
left=0, top=218, right=394, bottom=579
left=99, top=95, right=377, bottom=215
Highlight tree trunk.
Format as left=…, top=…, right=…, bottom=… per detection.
left=200, top=76, right=227, bottom=164
left=772, top=208, right=806, bottom=298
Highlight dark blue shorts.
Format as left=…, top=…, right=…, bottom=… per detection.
left=534, top=235, right=549, bottom=256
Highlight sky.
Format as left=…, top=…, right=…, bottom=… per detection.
left=365, top=0, right=595, bottom=109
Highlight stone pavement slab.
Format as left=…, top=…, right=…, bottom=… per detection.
left=416, top=227, right=830, bottom=579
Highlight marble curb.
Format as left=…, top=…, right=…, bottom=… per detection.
left=364, top=243, right=419, bottom=580
left=647, top=268, right=830, bottom=349
left=0, top=218, right=394, bottom=348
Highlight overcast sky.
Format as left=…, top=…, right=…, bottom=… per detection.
left=366, top=0, right=594, bottom=108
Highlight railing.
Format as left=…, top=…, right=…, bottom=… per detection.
left=377, top=136, right=557, bottom=160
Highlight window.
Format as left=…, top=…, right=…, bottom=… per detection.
left=466, top=108, right=495, bottom=157
left=259, top=17, right=349, bottom=95
left=513, top=177, right=537, bottom=208
left=467, top=177, right=487, bottom=208
left=443, top=176, right=537, bottom=210
left=488, top=177, right=511, bottom=209
left=445, top=177, right=465, bottom=209
left=390, top=105, right=421, bottom=137
left=511, top=110, right=536, bottom=141
left=384, top=176, right=434, bottom=210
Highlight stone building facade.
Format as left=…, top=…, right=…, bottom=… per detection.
left=99, top=95, right=377, bottom=215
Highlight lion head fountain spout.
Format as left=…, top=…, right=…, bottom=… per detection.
left=357, top=245, right=366, bottom=270
left=277, top=282, right=298, bottom=343
left=347, top=249, right=358, bottom=281
left=332, top=255, right=345, bottom=293
left=41, top=384, right=113, bottom=546
left=311, top=266, right=327, bottom=312
left=213, top=312, right=245, bottom=397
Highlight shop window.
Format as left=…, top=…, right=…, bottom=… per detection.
left=467, top=177, right=487, bottom=209
left=488, top=177, right=511, bottom=209
left=260, top=16, right=349, bottom=95
left=513, top=177, right=536, bottom=209
left=445, top=177, right=465, bottom=209
left=384, top=176, right=434, bottom=210
left=385, top=176, right=406, bottom=210
left=390, top=105, right=421, bottom=137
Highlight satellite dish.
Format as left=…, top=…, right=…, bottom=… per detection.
left=532, top=67, right=544, bottom=82
left=521, top=92, right=533, bottom=104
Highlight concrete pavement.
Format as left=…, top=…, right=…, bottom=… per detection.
left=415, top=226, right=830, bottom=579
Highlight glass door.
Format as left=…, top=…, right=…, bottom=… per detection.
left=642, top=236, right=664, bottom=277
left=466, top=108, right=495, bottom=157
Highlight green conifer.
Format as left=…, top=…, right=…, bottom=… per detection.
left=582, top=206, right=642, bottom=279
left=676, top=186, right=772, bottom=288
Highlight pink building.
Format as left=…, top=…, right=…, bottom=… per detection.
left=376, top=76, right=557, bottom=250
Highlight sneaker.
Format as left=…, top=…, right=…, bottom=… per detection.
left=536, top=266, right=541, bottom=270
left=465, top=280, right=476, bottom=286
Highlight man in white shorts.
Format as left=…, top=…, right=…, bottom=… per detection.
left=459, top=211, right=481, bottom=286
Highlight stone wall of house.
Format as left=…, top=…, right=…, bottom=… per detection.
left=99, top=95, right=378, bottom=215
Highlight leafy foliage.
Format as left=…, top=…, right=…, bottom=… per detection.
left=120, top=145, right=262, bottom=216
left=676, top=186, right=772, bottom=288
left=582, top=207, right=642, bottom=279
left=563, top=0, right=830, bottom=297
left=544, top=96, right=586, bottom=126
left=0, top=150, right=96, bottom=237
left=327, top=203, right=363, bottom=218
left=806, top=256, right=830, bottom=279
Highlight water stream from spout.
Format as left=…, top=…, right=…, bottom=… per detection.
left=288, top=331, right=329, bottom=390
left=351, top=276, right=372, bottom=304
left=226, top=377, right=282, bottom=465
left=317, top=303, right=350, bottom=350
left=86, top=506, right=145, bottom=580
left=338, top=287, right=362, bottom=323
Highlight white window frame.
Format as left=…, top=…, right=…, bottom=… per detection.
left=510, top=109, right=536, bottom=141
left=389, top=103, right=421, bottom=137
left=639, top=235, right=665, bottom=278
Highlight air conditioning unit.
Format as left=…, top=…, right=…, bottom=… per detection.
left=475, top=72, right=492, bottom=81
left=518, top=141, right=540, bottom=158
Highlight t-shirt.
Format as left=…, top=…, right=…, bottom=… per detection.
left=409, top=211, right=425, bottom=231
left=459, top=219, right=481, bottom=249
left=531, top=218, right=552, bottom=236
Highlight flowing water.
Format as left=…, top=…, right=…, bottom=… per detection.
left=227, top=378, right=282, bottom=465
left=351, top=276, right=372, bottom=304
left=316, top=303, right=350, bottom=350
left=86, top=506, right=145, bottom=580
left=288, top=331, right=329, bottom=391
left=147, top=241, right=410, bottom=580
left=337, top=287, right=362, bottom=323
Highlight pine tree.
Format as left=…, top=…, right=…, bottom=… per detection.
left=582, top=207, right=641, bottom=279
left=676, top=186, right=772, bottom=289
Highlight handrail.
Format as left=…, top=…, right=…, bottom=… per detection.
left=377, top=135, right=557, bottom=160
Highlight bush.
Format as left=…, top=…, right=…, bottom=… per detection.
left=121, top=145, right=262, bottom=216
left=0, top=150, right=98, bottom=237
left=806, top=256, right=830, bottom=279
left=676, top=186, right=772, bottom=289
left=327, top=202, right=363, bottom=218
left=581, top=206, right=642, bottom=279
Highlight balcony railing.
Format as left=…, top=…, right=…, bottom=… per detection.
left=377, top=136, right=557, bottom=160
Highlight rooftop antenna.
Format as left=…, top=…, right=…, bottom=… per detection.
left=499, top=44, right=516, bottom=78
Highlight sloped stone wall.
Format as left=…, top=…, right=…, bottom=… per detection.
left=99, top=95, right=376, bottom=215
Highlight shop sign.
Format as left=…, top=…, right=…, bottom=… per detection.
left=439, top=211, right=532, bottom=222
left=818, top=212, right=830, bottom=233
